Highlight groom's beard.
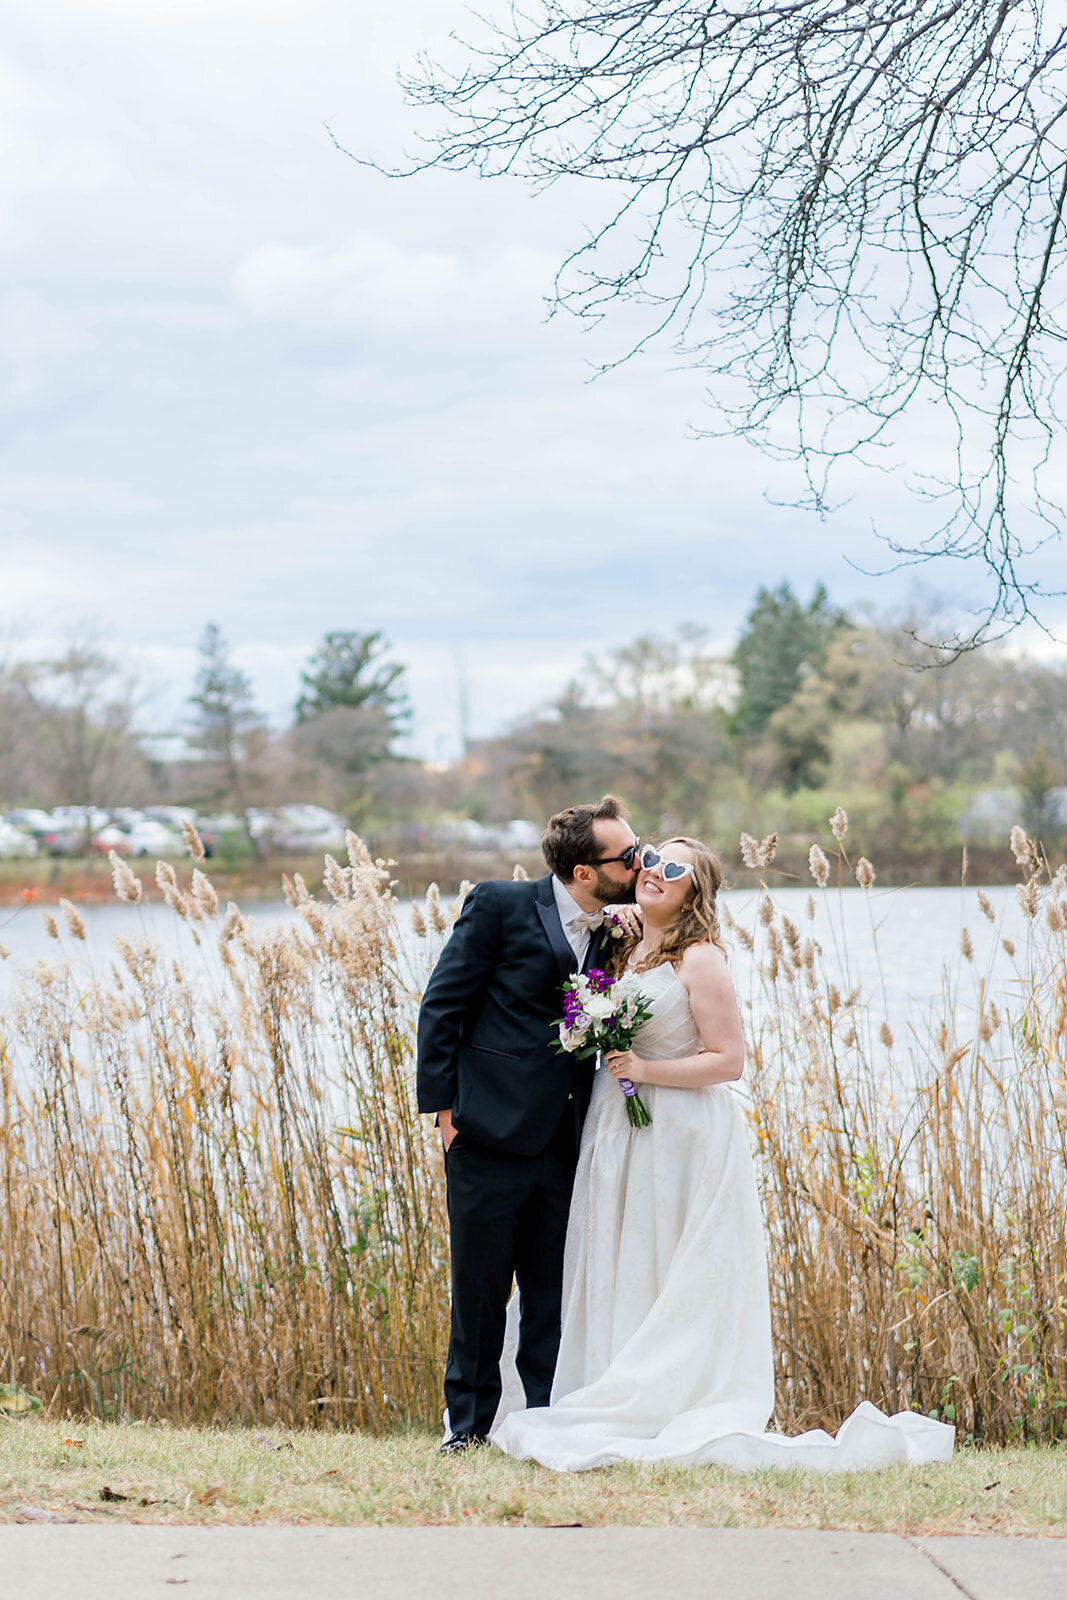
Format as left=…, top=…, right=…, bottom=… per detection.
left=591, top=867, right=636, bottom=906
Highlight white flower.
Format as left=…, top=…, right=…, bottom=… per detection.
left=583, top=993, right=616, bottom=1020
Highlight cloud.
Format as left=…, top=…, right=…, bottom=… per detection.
left=234, top=233, right=557, bottom=331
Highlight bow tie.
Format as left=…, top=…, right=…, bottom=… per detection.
left=568, top=909, right=605, bottom=934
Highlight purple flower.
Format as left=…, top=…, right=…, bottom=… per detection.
left=586, top=968, right=614, bottom=995
left=562, top=987, right=585, bottom=1027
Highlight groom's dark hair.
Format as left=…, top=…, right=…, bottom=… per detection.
left=541, top=795, right=627, bottom=882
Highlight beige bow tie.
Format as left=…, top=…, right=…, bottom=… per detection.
left=569, top=909, right=605, bottom=934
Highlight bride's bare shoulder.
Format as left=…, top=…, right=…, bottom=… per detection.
left=676, top=939, right=732, bottom=989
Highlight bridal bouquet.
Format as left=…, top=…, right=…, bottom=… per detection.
left=556, top=968, right=654, bottom=1128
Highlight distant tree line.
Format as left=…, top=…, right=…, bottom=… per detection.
left=0, top=624, right=417, bottom=842
left=3, top=592, right=1066, bottom=862
left=456, top=586, right=1067, bottom=861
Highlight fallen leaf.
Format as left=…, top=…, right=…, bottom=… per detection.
left=198, top=1485, right=225, bottom=1505
left=983, top=1481, right=1002, bottom=1491
left=63, top=1438, right=86, bottom=1448
left=99, top=1486, right=129, bottom=1503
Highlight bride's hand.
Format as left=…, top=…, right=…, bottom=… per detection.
left=605, top=1049, right=645, bottom=1083
left=605, top=904, right=643, bottom=937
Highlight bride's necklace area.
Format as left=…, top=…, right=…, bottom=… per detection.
left=627, top=936, right=663, bottom=970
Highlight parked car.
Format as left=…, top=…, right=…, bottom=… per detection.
left=432, top=818, right=496, bottom=851
left=49, top=806, right=111, bottom=833
left=196, top=814, right=253, bottom=858
left=0, top=820, right=39, bottom=859
left=3, top=808, right=55, bottom=840
left=253, top=805, right=348, bottom=855
left=142, top=806, right=199, bottom=833
left=493, top=819, right=542, bottom=851
left=92, top=818, right=186, bottom=859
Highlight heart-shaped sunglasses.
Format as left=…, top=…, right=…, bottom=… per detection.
left=639, top=845, right=696, bottom=882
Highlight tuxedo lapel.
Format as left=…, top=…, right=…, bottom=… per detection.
left=534, top=875, right=578, bottom=982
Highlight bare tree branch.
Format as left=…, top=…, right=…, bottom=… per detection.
left=394, top=0, right=1067, bottom=649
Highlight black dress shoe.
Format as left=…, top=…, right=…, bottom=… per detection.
left=439, top=1433, right=486, bottom=1455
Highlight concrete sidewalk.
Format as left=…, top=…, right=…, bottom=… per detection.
left=2, top=1526, right=1064, bottom=1600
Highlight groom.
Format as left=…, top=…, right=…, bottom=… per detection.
left=417, top=795, right=641, bottom=1451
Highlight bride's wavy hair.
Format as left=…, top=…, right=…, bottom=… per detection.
left=607, top=836, right=726, bottom=976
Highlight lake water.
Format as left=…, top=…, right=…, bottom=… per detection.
left=0, top=883, right=1036, bottom=1049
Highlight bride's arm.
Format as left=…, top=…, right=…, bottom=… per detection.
left=605, top=944, right=745, bottom=1088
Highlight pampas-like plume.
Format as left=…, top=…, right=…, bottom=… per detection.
left=410, top=901, right=427, bottom=938
left=449, top=881, right=474, bottom=924
left=808, top=845, right=830, bottom=888
left=978, top=891, right=996, bottom=923
left=425, top=884, right=446, bottom=935
left=757, top=833, right=778, bottom=868
left=960, top=927, right=974, bottom=961
left=1018, top=877, right=1040, bottom=920
left=191, top=869, right=219, bottom=919
left=512, top=863, right=529, bottom=881
left=322, top=855, right=350, bottom=903
left=108, top=849, right=142, bottom=904
left=181, top=820, right=206, bottom=863
left=156, top=860, right=187, bottom=918
left=830, top=806, right=848, bottom=841
left=345, top=830, right=372, bottom=870
left=58, top=899, right=86, bottom=940
left=739, top=833, right=760, bottom=869
left=42, top=912, right=59, bottom=941
left=879, top=1021, right=894, bottom=1048
left=855, top=857, right=875, bottom=890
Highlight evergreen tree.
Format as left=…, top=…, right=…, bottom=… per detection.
left=732, top=583, right=847, bottom=740
left=187, top=623, right=263, bottom=813
left=295, top=631, right=409, bottom=745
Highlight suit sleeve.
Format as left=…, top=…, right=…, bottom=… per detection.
left=416, top=881, right=501, bottom=1115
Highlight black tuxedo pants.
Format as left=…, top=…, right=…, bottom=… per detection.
left=443, top=1104, right=578, bottom=1440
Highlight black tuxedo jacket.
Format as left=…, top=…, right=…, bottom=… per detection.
left=416, top=874, right=602, bottom=1157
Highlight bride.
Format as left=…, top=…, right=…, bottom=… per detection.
left=493, top=837, right=955, bottom=1472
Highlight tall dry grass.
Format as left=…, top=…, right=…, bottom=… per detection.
left=731, top=819, right=1067, bottom=1445
left=2, top=818, right=1067, bottom=1443
left=0, top=834, right=449, bottom=1429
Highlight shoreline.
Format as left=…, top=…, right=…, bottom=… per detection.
left=0, top=842, right=1036, bottom=906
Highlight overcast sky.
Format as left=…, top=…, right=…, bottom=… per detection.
left=3, top=0, right=1065, bottom=762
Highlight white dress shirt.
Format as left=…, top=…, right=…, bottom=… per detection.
left=552, top=875, right=603, bottom=968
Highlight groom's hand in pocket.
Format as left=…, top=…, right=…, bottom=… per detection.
left=437, top=1108, right=458, bottom=1152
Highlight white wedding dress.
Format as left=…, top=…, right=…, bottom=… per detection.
left=492, top=962, right=954, bottom=1472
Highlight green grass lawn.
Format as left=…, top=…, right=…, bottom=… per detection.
left=1, top=1421, right=1065, bottom=1534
